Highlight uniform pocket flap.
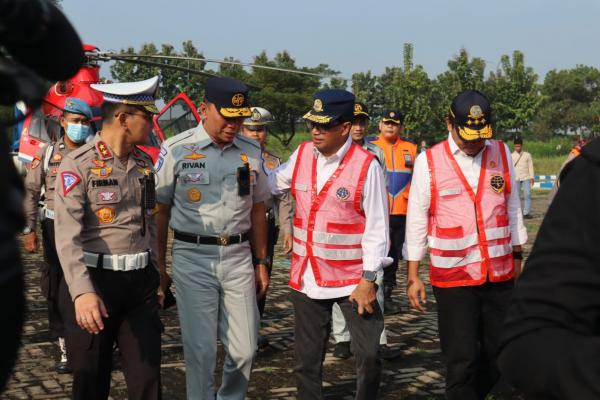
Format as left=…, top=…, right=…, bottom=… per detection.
left=435, top=225, right=464, bottom=239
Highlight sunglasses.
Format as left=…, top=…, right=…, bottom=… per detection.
left=306, top=120, right=344, bottom=132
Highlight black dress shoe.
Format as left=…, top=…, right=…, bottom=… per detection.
left=523, top=214, right=533, bottom=219
left=379, top=344, right=402, bottom=360
left=257, top=334, right=270, bottom=349
left=384, top=298, right=402, bottom=315
left=333, top=341, right=352, bottom=359
left=56, top=360, right=71, bottom=374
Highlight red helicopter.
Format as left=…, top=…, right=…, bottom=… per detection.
left=13, top=44, right=328, bottom=174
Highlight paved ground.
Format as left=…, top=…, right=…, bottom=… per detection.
left=1, top=192, right=549, bottom=399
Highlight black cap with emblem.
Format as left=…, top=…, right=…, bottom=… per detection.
left=204, top=76, right=252, bottom=118
left=353, top=102, right=370, bottom=119
left=303, top=89, right=355, bottom=124
left=450, top=90, right=493, bottom=141
left=381, top=110, right=403, bottom=125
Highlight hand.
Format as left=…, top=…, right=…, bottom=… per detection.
left=158, top=270, right=172, bottom=308
left=513, top=259, right=523, bottom=280
left=74, top=292, right=109, bottom=334
left=255, top=263, right=270, bottom=300
left=530, top=178, right=535, bottom=185
left=407, top=277, right=427, bottom=313
left=282, top=233, right=293, bottom=255
left=348, top=278, right=377, bottom=315
left=23, top=231, right=38, bottom=253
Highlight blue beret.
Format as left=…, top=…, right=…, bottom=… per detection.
left=63, top=97, right=92, bottom=119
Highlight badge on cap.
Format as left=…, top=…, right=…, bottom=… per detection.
left=336, top=187, right=351, bottom=201
left=469, top=105, right=483, bottom=119
left=61, top=171, right=81, bottom=196
left=313, top=99, right=323, bottom=112
left=389, top=112, right=396, bottom=118
left=354, top=104, right=362, bottom=113
left=232, top=93, right=245, bottom=107
left=251, top=109, right=261, bottom=122
left=96, top=207, right=116, bottom=224
left=187, top=188, right=202, bottom=202
left=490, top=174, right=505, bottom=193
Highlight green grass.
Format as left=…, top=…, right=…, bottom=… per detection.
left=533, top=155, right=565, bottom=176
left=265, top=131, right=311, bottom=160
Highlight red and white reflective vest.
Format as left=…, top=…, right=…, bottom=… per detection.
left=426, top=139, right=514, bottom=288
left=289, top=142, right=374, bottom=289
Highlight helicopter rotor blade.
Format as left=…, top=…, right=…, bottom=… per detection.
left=101, top=53, right=334, bottom=79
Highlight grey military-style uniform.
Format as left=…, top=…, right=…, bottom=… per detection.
left=155, top=123, right=270, bottom=400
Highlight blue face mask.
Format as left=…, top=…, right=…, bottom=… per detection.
left=66, top=123, right=90, bottom=143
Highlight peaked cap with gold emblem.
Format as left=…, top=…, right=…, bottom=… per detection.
left=353, top=102, right=370, bottom=119
left=91, top=76, right=160, bottom=114
left=450, top=90, right=493, bottom=141
left=205, top=76, right=251, bottom=118
left=381, top=109, right=403, bottom=124
left=303, top=89, right=355, bottom=124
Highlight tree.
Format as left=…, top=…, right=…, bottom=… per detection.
left=249, top=51, right=326, bottom=146
left=487, top=50, right=541, bottom=136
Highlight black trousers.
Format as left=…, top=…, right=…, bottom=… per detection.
left=41, top=219, right=65, bottom=339
left=59, top=266, right=162, bottom=400
left=0, top=268, right=24, bottom=392
left=383, top=215, right=406, bottom=289
left=433, top=280, right=514, bottom=400
left=291, top=290, right=383, bottom=400
left=257, top=215, right=278, bottom=317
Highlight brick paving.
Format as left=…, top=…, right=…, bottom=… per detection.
left=2, top=192, right=548, bottom=399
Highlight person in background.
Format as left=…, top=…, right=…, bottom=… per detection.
left=511, top=137, right=534, bottom=219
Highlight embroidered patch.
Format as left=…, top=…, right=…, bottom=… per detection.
left=90, top=167, right=113, bottom=178
left=53, top=153, right=62, bottom=161
left=137, top=167, right=152, bottom=176
left=187, top=188, right=202, bottom=202
left=96, top=207, right=116, bottom=224
left=240, top=153, right=249, bottom=163
left=92, top=159, right=106, bottom=168
left=30, top=156, right=41, bottom=169
left=336, top=187, right=351, bottom=201
left=61, top=171, right=81, bottom=196
left=98, top=191, right=117, bottom=202
left=490, top=174, right=505, bottom=193
left=184, top=171, right=209, bottom=184
left=51, top=168, right=58, bottom=175
left=184, top=151, right=206, bottom=160
left=97, top=141, right=112, bottom=159
left=489, top=160, right=497, bottom=168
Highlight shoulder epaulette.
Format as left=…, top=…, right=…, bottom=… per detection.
left=164, top=128, right=196, bottom=149
left=69, top=141, right=95, bottom=160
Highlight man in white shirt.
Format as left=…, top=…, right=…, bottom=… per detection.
left=511, top=137, right=535, bottom=218
left=270, top=89, right=391, bottom=400
left=404, top=90, right=528, bottom=400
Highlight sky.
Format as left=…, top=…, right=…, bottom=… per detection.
left=61, top=0, right=600, bottom=82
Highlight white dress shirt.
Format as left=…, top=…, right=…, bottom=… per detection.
left=403, top=133, right=528, bottom=262
left=270, top=135, right=392, bottom=299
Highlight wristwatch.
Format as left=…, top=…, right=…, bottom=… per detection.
left=253, top=257, right=269, bottom=267
left=361, top=270, right=377, bottom=282
left=22, top=226, right=33, bottom=235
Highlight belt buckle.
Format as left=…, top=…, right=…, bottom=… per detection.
left=217, top=233, right=229, bottom=246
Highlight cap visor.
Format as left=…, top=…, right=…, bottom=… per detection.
left=381, top=118, right=400, bottom=124
left=303, top=111, right=332, bottom=124
left=457, top=125, right=493, bottom=141
left=220, top=107, right=252, bottom=117
left=242, top=124, right=266, bottom=131
left=353, top=112, right=370, bottom=118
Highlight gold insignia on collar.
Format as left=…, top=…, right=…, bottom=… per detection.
left=313, top=99, right=323, bottom=112
left=137, top=167, right=151, bottom=176
left=469, top=105, right=483, bottom=119
left=232, top=93, right=245, bottom=107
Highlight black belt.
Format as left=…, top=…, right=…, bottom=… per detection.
left=174, top=231, right=249, bottom=246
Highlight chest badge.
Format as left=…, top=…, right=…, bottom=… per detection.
left=187, top=188, right=202, bottom=202
left=240, top=153, right=249, bottom=163
left=96, top=207, right=116, bottom=224
left=53, top=153, right=62, bottom=161
left=490, top=174, right=505, bottom=193
left=336, top=187, right=351, bottom=201
left=137, top=167, right=152, bottom=176
left=91, top=167, right=113, bottom=178
left=489, top=160, right=497, bottom=168
left=98, top=191, right=117, bottom=202
left=92, top=159, right=106, bottom=168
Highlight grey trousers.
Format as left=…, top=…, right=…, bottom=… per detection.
left=172, top=240, right=259, bottom=400
left=332, top=270, right=387, bottom=345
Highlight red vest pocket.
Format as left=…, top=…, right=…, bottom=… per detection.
left=326, top=222, right=365, bottom=234
left=435, top=225, right=464, bottom=239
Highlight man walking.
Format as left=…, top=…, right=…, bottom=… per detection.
left=511, top=137, right=534, bottom=218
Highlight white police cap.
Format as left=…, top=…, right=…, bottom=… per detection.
left=91, top=76, right=160, bottom=114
